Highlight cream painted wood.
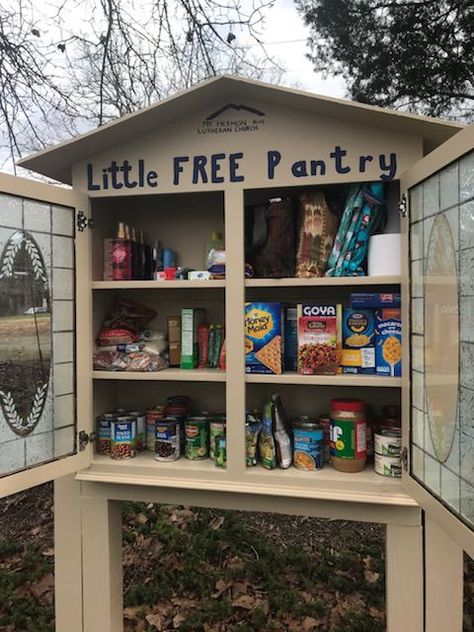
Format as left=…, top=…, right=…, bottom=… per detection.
left=386, top=524, right=423, bottom=632
left=81, top=495, right=123, bottom=632
left=245, top=275, right=401, bottom=287
left=92, top=368, right=225, bottom=381
left=54, top=475, right=83, bottom=632
left=92, top=280, right=225, bottom=289
left=425, top=516, right=464, bottom=632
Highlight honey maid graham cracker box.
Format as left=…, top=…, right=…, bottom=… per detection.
left=245, top=302, right=283, bottom=374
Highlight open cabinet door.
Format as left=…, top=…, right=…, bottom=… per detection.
left=0, top=172, right=92, bottom=498
left=401, top=124, right=474, bottom=559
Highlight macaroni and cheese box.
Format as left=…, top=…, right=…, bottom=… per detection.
left=351, top=293, right=401, bottom=309
left=341, top=309, right=375, bottom=374
left=375, top=308, right=402, bottom=377
left=245, top=302, right=283, bottom=374
left=297, top=304, right=342, bottom=375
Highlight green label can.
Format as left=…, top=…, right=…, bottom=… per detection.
left=185, top=417, right=209, bottom=460
left=215, top=435, right=226, bottom=468
left=209, top=419, right=226, bottom=459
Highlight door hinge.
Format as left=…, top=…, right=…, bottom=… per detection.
left=399, top=194, right=408, bottom=218
left=401, top=446, right=408, bottom=472
left=79, top=430, right=96, bottom=451
left=76, top=211, right=94, bottom=231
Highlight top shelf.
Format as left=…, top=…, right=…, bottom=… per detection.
left=92, top=280, right=225, bottom=289
left=245, top=275, right=401, bottom=287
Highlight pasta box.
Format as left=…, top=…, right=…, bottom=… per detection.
left=375, top=308, right=402, bottom=377
left=297, top=304, right=342, bottom=375
left=341, top=308, right=375, bottom=374
left=245, top=302, right=284, bottom=374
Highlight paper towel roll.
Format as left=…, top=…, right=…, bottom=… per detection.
left=368, top=234, right=401, bottom=276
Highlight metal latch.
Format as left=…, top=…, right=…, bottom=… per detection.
left=401, top=447, right=408, bottom=471
left=399, top=195, right=408, bottom=218
left=79, top=430, right=96, bottom=451
left=76, top=211, right=94, bottom=231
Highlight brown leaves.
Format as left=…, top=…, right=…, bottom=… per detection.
left=209, top=515, right=225, bottom=531
left=31, top=572, right=54, bottom=601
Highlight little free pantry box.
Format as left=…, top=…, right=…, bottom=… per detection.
left=0, top=75, right=473, bottom=630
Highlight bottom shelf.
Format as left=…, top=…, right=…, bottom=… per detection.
left=77, top=452, right=416, bottom=507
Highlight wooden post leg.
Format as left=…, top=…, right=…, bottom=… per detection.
left=386, top=522, right=424, bottom=632
left=425, top=516, right=464, bottom=632
left=54, top=475, right=84, bottom=632
left=81, top=496, right=123, bottom=632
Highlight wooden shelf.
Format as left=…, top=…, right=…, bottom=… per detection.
left=92, top=280, right=225, bottom=290
left=246, top=372, right=402, bottom=387
left=93, top=368, right=226, bottom=382
left=245, top=275, right=401, bottom=287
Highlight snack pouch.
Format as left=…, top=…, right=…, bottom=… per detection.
left=245, top=412, right=261, bottom=466
left=258, top=400, right=277, bottom=469
left=245, top=302, right=283, bottom=374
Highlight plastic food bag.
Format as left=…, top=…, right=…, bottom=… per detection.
left=93, top=350, right=168, bottom=372
left=102, top=298, right=157, bottom=331
left=246, top=412, right=261, bottom=466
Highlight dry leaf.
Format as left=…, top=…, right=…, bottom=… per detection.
left=171, top=596, right=198, bottom=609
left=124, top=606, right=142, bottom=620
left=364, top=569, right=380, bottom=584
left=302, top=616, right=319, bottom=631
left=226, top=556, right=244, bottom=570
left=209, top=516, right=225, bottom=530
left=369, top=607, right=385, bottom=620
left=173, top=613, right=186, bottom=628
left=136, top=513, right=149, bottom=525
left=232, top=594, right=256, bottom=610
left=145, top=613, right=164, bottom=630
left=212, top=579, right=231, bottom=598
left=31, top=573, right=54, bottom=599
left=41, top=547, right=55, bottom=557
left=231, top=580, right=249, bottom=599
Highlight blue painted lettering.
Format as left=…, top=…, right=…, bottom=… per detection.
left=211, top=153, right=225, bottom=184
left=379, top=153, right=397, bottom=181
left=330, top=146, right=351, bottom=174
left=267, top=150, right=281, bottom=179
left=173, top=156, right=189, bottom=185
left=229, top=152, right=244, bottom=182
left=193, top=155, right=208, bottom=184
left=87, top=163, right=100, bottom=191
left=291, top=161, right=308, bottom=177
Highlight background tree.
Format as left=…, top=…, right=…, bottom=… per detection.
left=296, top=0, right=474, bottom=120
left=0, top=0, right=278, bottom=173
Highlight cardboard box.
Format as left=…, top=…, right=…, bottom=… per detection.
left=180, top=309, right=205, bottom=369
left=103, top=238, right=114, bottom=281
left=167, top=315, right=181, bottom=367
left=245, top=302, right=283, bottom=374
left=351, top=292, right=401, bottom=309
left=297, top=304, right=342, bottom=375
left=375, top=308, right=402, bottom=377
left=284, top=306, right=298, bottom=372
left=341, top=308, right=375, bottom=374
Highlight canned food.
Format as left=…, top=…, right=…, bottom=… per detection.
left=146, top=407, right=164, bottom=451
left=215, top=435, right=226, bottom=468
left=319, top=415, right=331, bottom=464
left=209, top=419, right=226, bottom=459
left=185, top=417, right=209, bottom=460
left=128, top=410, right=146, bottom=451
left=96, top=413, right=115, bottom=455
left=111, top=417, right=136, bottom=459
left=292, top=419, right=324, bottom=471
left=374, top=428, right=401, bottom=457
left=155, top=419, right=180, bottom=462
left=374, top=452, right=401, bottom=478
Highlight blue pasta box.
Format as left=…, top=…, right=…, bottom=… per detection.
left=341, top=308, right=375, bottom=374
left=245, top=302, right=283, bottom=374
left=351, top=292, right=401, bottom=309
left=375, top=308, right=402, bottom=377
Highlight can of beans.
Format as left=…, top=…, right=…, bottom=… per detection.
left=374, top=452, right=401, bottom=478
left=374, top=428, right=402, bottom=457
left=155, top=419, right=180, bottom=462
left=111, top=417, right=136, bottom=459
left=209, top=418, right=226, bottom=459
left=319, top=415, right=331, bottom=464
left=146, top=407, right=164, bottom=451
left=128, top=410, right=146, bottom=451
left=215, top=435, right=226, bottom=468
left=96, top=413, right=116, bottom=455
left=185, top=417, right=209, bottom=460
left=292, top=419, right=324, bottom=471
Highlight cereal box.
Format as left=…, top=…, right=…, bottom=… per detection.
left=297, top=304, right=342, bottom=375
left=245, top=303, right=283, bottom=374
left=341, top=309, right=375, bottom=374
left=375, top=308, right=402, bottom=377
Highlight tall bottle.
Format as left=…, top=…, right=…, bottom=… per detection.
left=112, top=221, right=132, bottom=280
left=141, top=229, right=152, bottom=280
left=130, top=226, right=138, bottom=279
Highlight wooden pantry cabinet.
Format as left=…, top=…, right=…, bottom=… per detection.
left=0, top=76, right=472, bottom=632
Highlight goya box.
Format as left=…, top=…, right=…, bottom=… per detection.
left=375, top=308, right=402, bottom=377
left=181, top=308, right=205, bottom=369
left=297, top=304, right=342, bottom=375
left=341, top=309, right=375, bottom=374
left=245, top=302, right=283, bottom=374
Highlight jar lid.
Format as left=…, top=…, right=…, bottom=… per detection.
left=331, top=398, right=365, bottom=412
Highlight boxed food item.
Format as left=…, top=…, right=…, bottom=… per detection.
left=103, top=238, right=114, bottom=281
left=180, top=309, right=205, bottom=369
left=284, top=306, right=298, bottom=372
left=245, top=302, right=283, bottom=374
left=167, top=315, right=181, bottom=366
left=341, top=309, right=375, bottom=374
left=375, top=308, right=402, bottom=377
left=351, top=292, right=401, bottom=309
left=297, top=304, right=342, bottom=375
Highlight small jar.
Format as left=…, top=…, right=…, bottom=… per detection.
left=330, top=399, right=366, bottom=473
left=381, top=404, right=401, bottom=430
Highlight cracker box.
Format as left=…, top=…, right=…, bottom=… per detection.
left=245, top=302, right=283, bottom=374
left=167, top=315, right=181, bottom=366
left=341, top=309, right=375, bottom=374
left=181, top=308, right=205, bottom=369
left=297, top=304, right=342, bottom=375
left=375, top=308, right=402, bottom=377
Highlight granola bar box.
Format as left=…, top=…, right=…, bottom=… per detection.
left=245, top=302, right=283, bottom=374
left=297, top=304, right=342, bottom=375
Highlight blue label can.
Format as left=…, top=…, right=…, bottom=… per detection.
left=292, top=419, right=324, bottom=471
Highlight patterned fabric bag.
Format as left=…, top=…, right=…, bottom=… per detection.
left=295, top=191, right=338, bottom=277
left=326, top=183, right=385, bottom=277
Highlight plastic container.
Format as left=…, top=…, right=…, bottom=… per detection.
left=330, top=399, right=366, bottom=473
left=205, top=230, right=224, bottom=269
